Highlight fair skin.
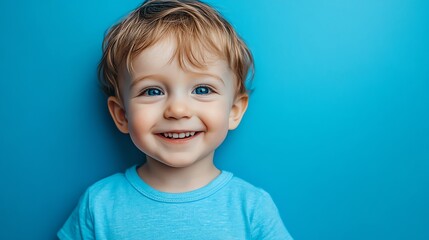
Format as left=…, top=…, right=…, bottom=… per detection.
left=107, top=37, right=248, bottom=193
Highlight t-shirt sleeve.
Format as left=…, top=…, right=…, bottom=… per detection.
left=57, top=190, right=95, bottom=240
left=251, top=191, right=293, bottom=240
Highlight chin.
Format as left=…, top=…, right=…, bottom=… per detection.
left=161, top=159, right=198, bottom=168
left=147, top=152, right=212, bottom=169
left=147, top=154, right=198, bottom=168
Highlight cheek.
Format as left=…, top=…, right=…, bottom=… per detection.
left=127, top=105, right=157, bottom=135
left=199, top=102, right=231, bottom=131
left=126, top=106, right=160, bottom=153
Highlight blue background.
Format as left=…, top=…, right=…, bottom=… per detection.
left=1, top=0, right=428, bottom=239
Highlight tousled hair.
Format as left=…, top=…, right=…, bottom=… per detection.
left=98, top=0, right=254, bottom=101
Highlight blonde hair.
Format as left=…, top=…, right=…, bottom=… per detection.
left=98, top=0, right=254, bottom=101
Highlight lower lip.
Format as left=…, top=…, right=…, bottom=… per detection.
left=156, top=132, right=201, bottom=144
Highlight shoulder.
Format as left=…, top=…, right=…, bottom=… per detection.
left=87, top=172, right=127, bottom=193
left=226, top=174, right=271, bottom=200
left=72, top=169, right=139, bottom=218
left=81, top=171, right=131, bottom=204
left=219, top=173, right=275, bottom=211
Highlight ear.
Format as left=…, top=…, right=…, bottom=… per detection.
left=229, top=94, right=249, bottom=130
left=107, top=96, right=129, bottom=134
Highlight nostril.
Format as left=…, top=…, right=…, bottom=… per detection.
left=163, top=105, right=192, bottom=119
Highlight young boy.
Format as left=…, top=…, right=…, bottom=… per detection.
left=58, top=0, right=293, bottom=239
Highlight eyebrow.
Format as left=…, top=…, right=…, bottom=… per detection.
left=130, top=72, right=225, bottom=90
left=129, top=74, right=164, bottom=90
left=195, top=73, right=225, bottom=85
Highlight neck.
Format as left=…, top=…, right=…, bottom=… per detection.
left=137, top=154, right=220, bottom=193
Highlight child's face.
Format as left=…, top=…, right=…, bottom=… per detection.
left=108, top=38, right=248, bottom=169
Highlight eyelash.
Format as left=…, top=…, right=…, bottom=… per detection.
left=192, top=85, right=216, bottom=95
left=139, top=87, right=164, bottom=96
left=137, top=85, right=216, bottom=97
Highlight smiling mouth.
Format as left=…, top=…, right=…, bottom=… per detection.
left=159, top=131, right=200, bottom=140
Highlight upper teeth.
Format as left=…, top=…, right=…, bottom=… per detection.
left=163, top=132, right=196, bottom=139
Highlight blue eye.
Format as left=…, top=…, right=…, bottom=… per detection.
left=142, top=88, right=163, bottom=96
left=193, top=86, right=212, bottom=95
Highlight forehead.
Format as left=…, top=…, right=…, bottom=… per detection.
left=127, top=37, right=233, bottom=81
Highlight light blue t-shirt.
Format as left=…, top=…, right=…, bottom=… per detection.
left=58, top=165, right=293, bottom=240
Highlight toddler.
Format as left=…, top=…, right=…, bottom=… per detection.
left=58, top=0, right=293, bottom=239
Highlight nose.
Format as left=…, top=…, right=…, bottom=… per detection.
left=163, top=94, right=192, bottom=120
